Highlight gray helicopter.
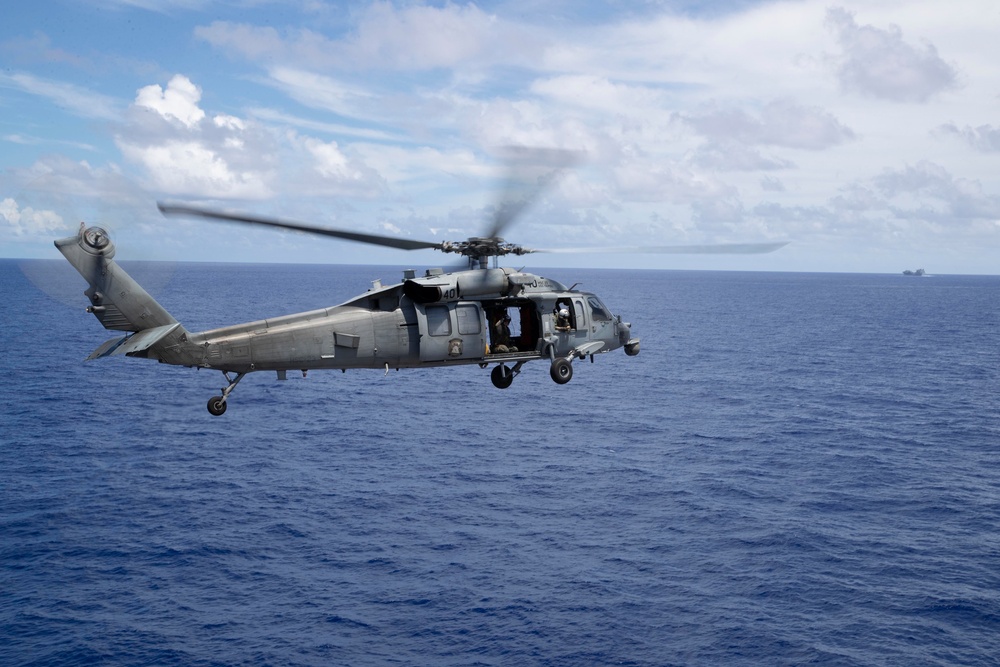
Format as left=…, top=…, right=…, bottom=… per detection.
left=56, top=196, right=785, bottom=415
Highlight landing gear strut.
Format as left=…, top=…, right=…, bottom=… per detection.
left=207, top=371, right=246, bottom=416
left=491, top=364, right=514, bottom=389
left=490, top=360, right=526, bottom=389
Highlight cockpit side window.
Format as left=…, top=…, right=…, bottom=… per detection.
left=588, top=296, right=611, bottom=321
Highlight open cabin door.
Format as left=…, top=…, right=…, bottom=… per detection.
left=414, top=302, right=487, bottom=362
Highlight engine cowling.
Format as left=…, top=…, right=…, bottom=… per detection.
left=403, top=268, right=511, bottom=303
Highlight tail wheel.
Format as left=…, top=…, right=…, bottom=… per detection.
left=550, top=358, right=573, bottom=384
left=491, top=364, right=514, bottom=389
left=207, top=396, right=227, bottom=416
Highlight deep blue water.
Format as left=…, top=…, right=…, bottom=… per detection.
left=2, top=259, right=999, bottom=666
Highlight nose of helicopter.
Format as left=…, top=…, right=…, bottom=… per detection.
left=618, top=318, right=640, bottom=356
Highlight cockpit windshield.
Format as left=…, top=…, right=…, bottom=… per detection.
left=588, top=296, right=612, bottom=321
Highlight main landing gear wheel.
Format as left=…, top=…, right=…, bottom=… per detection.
left=491, top=364, right=514, bottom=389
left=207, top=396, right=227, bottom=416
left=550, top=358, right=573, bottom=384
left=206, top=370, right=247, bottom=416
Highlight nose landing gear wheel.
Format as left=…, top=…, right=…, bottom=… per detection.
left=491, top=364, right=515, bottom=389
left=550, top=358, right=573, bottom=384
left=207, top=396, right=227, bottom=416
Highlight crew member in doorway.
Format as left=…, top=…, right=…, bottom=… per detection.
left=555, top=305, right=572, bottom=332
left=493, top=312, right=517, bottom=353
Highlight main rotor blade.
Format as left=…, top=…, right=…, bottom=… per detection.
left=536, top=241, right=789, bottom=255
left=157, top=202, right=443, bottom=252
left=486, top=147, right=584, bottom=240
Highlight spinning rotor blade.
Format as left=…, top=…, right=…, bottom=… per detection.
left=486, top=147, right=584, bottom=240
left=157, top=202, right=443, bottom=252
left=536, top=241, right=789, bottom=255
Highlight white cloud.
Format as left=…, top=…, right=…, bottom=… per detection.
left=0, top=72, right=120, bottom=120
left=684, top=100, right=857, bottom=151
left=691, top=143, right=795, bottom=172
left=247, top=107, right=402, bottom=143
left=825, top=7, right=958, bottom=103
left=194, top=4, right=540, bottom=72
left=872, top=161, right=1000, bottom=221
left=118, top=140, right=267, bottom=198
left=531, top=75, right=670, bottom=117
left=937, top=123, right=1000, bottom=152
left=5, top=0, right=1000, bottom=271
left=134, top=74, right=206, bottom=128
left=757, top=160, right=1000, bottom=243
left=345, top=2, right=502, bottom=70
left=0, top=155, right=161, bottom=248
left=297, top=135, right=385, bottom=195
left=213, top=114, right=245, bottom=131
left=265, top=67, right=372, bottom=119
left=0, top=197, right=67, bottom=236
left=612, top=159, right=736, bottom=205
left=116, top=75, right=277, bottom=199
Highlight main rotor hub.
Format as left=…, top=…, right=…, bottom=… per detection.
left=440, top=237, right=531, bottom=262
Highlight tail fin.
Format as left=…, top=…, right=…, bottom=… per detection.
left=54, top=224, right=194, bottom=363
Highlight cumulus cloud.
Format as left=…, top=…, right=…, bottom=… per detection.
left=748, top=159, right=1000, bottom=247
left=936, top=123, right=1000, bottom=153
left=530, top=75, right=668, bottom=116
left=118, top=140, right=261, bottom=196
left=7, top=0, right=999, bottom=270
left=612, top=160, right=736, bottom=204
left=816, top=161, right=1000, bottom=233
left=116, top=74, right=277, bottom=198
left=292, top=135, right=386, bottom=196
left=872, top=161, right=1000, bottom=220
left=694, top=143, right=794, bottom=172
left=111, top=72, right=393, bottom=203
left=684, top=100, right=856, bottom=150
left=195, top=3, right=539, bottom=72
left=681, top=100, right=855, bottom=171
left=342, top=2, right=503, bottom=70
left=760, top=175, right=786, bottom=192
left=825, top=7, right=958, bottom=103
left=0, top=155, right=156, bottom=241
left=0, top=197, right=67, bottom=236
left=134, top=75, right=206, bottom=127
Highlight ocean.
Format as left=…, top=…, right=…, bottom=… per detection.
left=2, top=259, right=999, bottom=666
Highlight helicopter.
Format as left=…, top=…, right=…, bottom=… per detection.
left=55, top=168, right=786, bottom=415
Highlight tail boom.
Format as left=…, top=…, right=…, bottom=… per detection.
left=55, top=224, right=200, bottom=366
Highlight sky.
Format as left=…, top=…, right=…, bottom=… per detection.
left=2, top=0, right=999, bottom=274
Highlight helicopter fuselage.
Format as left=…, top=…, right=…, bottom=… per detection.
left=184, top=266, right=637, bottom=375
left=57, top=225, right=640, bottom=415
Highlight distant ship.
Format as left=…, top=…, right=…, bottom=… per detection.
left=902, top=269, right=926, bottom=276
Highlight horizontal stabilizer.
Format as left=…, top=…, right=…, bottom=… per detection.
left=87, top=323, right=181, bottom=360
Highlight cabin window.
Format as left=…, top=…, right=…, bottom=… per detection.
left=456, top=304, right=481, bottom=335
left=588, top=297, right=612, bottom=321
left=426, top=305, right=451, bottom=336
